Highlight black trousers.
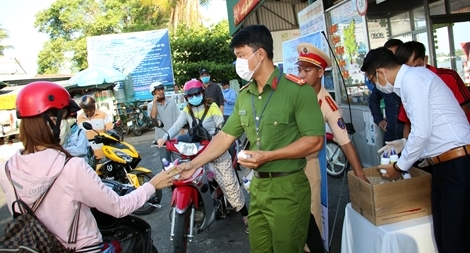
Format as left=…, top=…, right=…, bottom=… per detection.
left=432, top=155, right=470, bottom=253
left=306, top=213, right=323, bottom=252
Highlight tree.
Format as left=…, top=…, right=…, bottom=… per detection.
left=170, top=21, right=238, bottom=86
left=140, top=0, right=207, bottom=29
left=35, top=0, right=169, bottom=74
left=0, top=25, right=13, bottom=56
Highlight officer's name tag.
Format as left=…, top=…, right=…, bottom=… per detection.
left=239, top=110, right=247, bottom=116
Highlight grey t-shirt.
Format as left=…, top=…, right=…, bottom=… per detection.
left=147, top=98, right=181, bottom=140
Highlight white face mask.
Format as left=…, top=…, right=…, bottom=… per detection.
left=236, top=50, right=262, bottom=81
left=59, top=119, right=71, bottom=145
left=375, top=71, right=394, bottom=94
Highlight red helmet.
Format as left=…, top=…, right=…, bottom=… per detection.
left=183, top=79, right=204, bottom=96
left=16, top=81, right=71, bottom=118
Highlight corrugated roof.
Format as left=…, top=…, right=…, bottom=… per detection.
left=243, top=0, right=308, bottom=31
left=227, top=0, right=308, bottom=35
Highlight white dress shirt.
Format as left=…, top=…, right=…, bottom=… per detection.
left=393, top=65, right=470, bottom=171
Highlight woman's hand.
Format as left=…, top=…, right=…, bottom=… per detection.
left=157, top=138, right=166, bottom=148
left=149, top=168, right=181, bottom=189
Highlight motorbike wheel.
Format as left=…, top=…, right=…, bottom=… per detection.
left=326, top=140, right=347, bottom=177
left=173, top=208, right=191, bottom=253
left=132, top=173, right=162, bottom=215
left=132, top=128, right=143, bottom=136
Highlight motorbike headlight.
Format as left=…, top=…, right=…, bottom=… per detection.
left=175, top=142, right=199, bottom=156
left=115, top=150, right=133, bottom=162
left=136, top=109, right=141, bottom=113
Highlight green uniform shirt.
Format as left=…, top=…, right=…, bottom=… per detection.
left=223, top=68, right=324, bottom=173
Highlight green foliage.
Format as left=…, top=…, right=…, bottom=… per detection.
left=35, top=0, right=169, bottom=74
left=170, top=21, right=238, bottom=85
left=0, top=24, right=13, bottom=55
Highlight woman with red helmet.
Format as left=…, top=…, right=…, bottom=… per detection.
left=0, top=81, right=179, bottom=252
left=156, top=79, right=249, bottom=232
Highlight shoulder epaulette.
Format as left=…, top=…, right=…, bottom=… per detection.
left=285, top=74, right=306, bottom=86
left=325, top=96, right=338, bottom=112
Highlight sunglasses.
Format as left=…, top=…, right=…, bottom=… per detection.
left=186, top=91, right=202, bottom=98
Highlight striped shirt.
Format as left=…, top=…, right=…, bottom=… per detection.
left=77, top=109, right=113, bottom=159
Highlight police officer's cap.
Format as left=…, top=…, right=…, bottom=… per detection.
left=296, top=43, right=331, bottom=70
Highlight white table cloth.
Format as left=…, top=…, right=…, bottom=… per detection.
left=341, top=203, right=437, bottom=253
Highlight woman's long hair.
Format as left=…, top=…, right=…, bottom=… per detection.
left=19, top=109, right=72, bottom=158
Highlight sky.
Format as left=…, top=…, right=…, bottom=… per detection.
left=0, top=0, right=228, bottom=75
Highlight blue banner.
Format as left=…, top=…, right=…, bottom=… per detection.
left=281, top=32, right=325, bottom=77
left=87, top=29, right=174, bottom=101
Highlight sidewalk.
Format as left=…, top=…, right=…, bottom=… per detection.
left=122, top=130, right=155, bottom=145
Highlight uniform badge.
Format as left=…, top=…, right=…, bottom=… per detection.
left=337, top=118, right=346, bottom=130
left=239, top=110, right=247, bottom=116
left=302, top=47, right=309, bottom=54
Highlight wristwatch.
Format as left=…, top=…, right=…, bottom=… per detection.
left=393, top=162, right=406, bottom=174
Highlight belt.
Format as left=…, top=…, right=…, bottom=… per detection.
left=427, top=145, right=470, bottom=165
left=253, top=169, right=301, bottom=179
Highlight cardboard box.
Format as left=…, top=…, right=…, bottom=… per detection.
left=348, top=167, right=432, bottom=226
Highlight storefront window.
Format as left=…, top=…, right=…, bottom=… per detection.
left=390, top=12, right=411, bottom=36
left=429, top=0, right=470, bottom=15
left=367, top=18, right=389, bottom=49
left=450, top=0, right=470, bottom=14
left=413, top=7, right=426, bottom=29
left=429, top=0, right=445, bottom=15
left=415, top=32, right=430, bottom=60
left=392, top=33, right=412, bottom=43
left=327, top=0, right=369, bottom=105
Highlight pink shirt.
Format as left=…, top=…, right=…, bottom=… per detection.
left=0, top=149, right=155, bottom=250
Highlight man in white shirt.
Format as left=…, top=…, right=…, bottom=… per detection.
left=361, top=47, right=470, bottom=253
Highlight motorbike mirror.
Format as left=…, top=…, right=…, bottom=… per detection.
left=152, top=118, right=164, bottom=128
left=82, top=122, right=93, bottom=130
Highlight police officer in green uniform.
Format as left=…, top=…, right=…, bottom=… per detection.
left=177, top=25, right=325, bottom=253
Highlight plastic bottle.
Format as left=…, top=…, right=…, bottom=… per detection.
left=162, top=158, right=180, bottom=179
left=242, top=177, right=251, bottom=193
left=402, top=171, right=411, bottom=179
left=380, top=151, right=390, bottom=182
left=389, top=148, right=399, bottom=164
left=380, top=151, right=390, bottom=165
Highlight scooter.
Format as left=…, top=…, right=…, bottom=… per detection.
left=128, top=104, right=154, bottom=136
left=94, top=179, right=159, bottom=253
left=154, top=121, right=235, bottom=253
left=82, top=122, right=162, bottom=215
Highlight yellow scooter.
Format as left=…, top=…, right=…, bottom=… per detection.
left=82, top=122, right=161, bottom=215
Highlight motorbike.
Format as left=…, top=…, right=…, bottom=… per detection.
left=113, top=119, right=129, bottom=137
left=154, top=121, right=237, bottom=253
left=94, top=179, right=159, bottom=253
left=82, top=122, right=162, bottom=215
left=128, top=104, right=154, bottom=136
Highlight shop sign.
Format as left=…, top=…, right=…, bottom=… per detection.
left=233, top=0, right=260, bottom=25
left=356, top=0, right=368, bottom=16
